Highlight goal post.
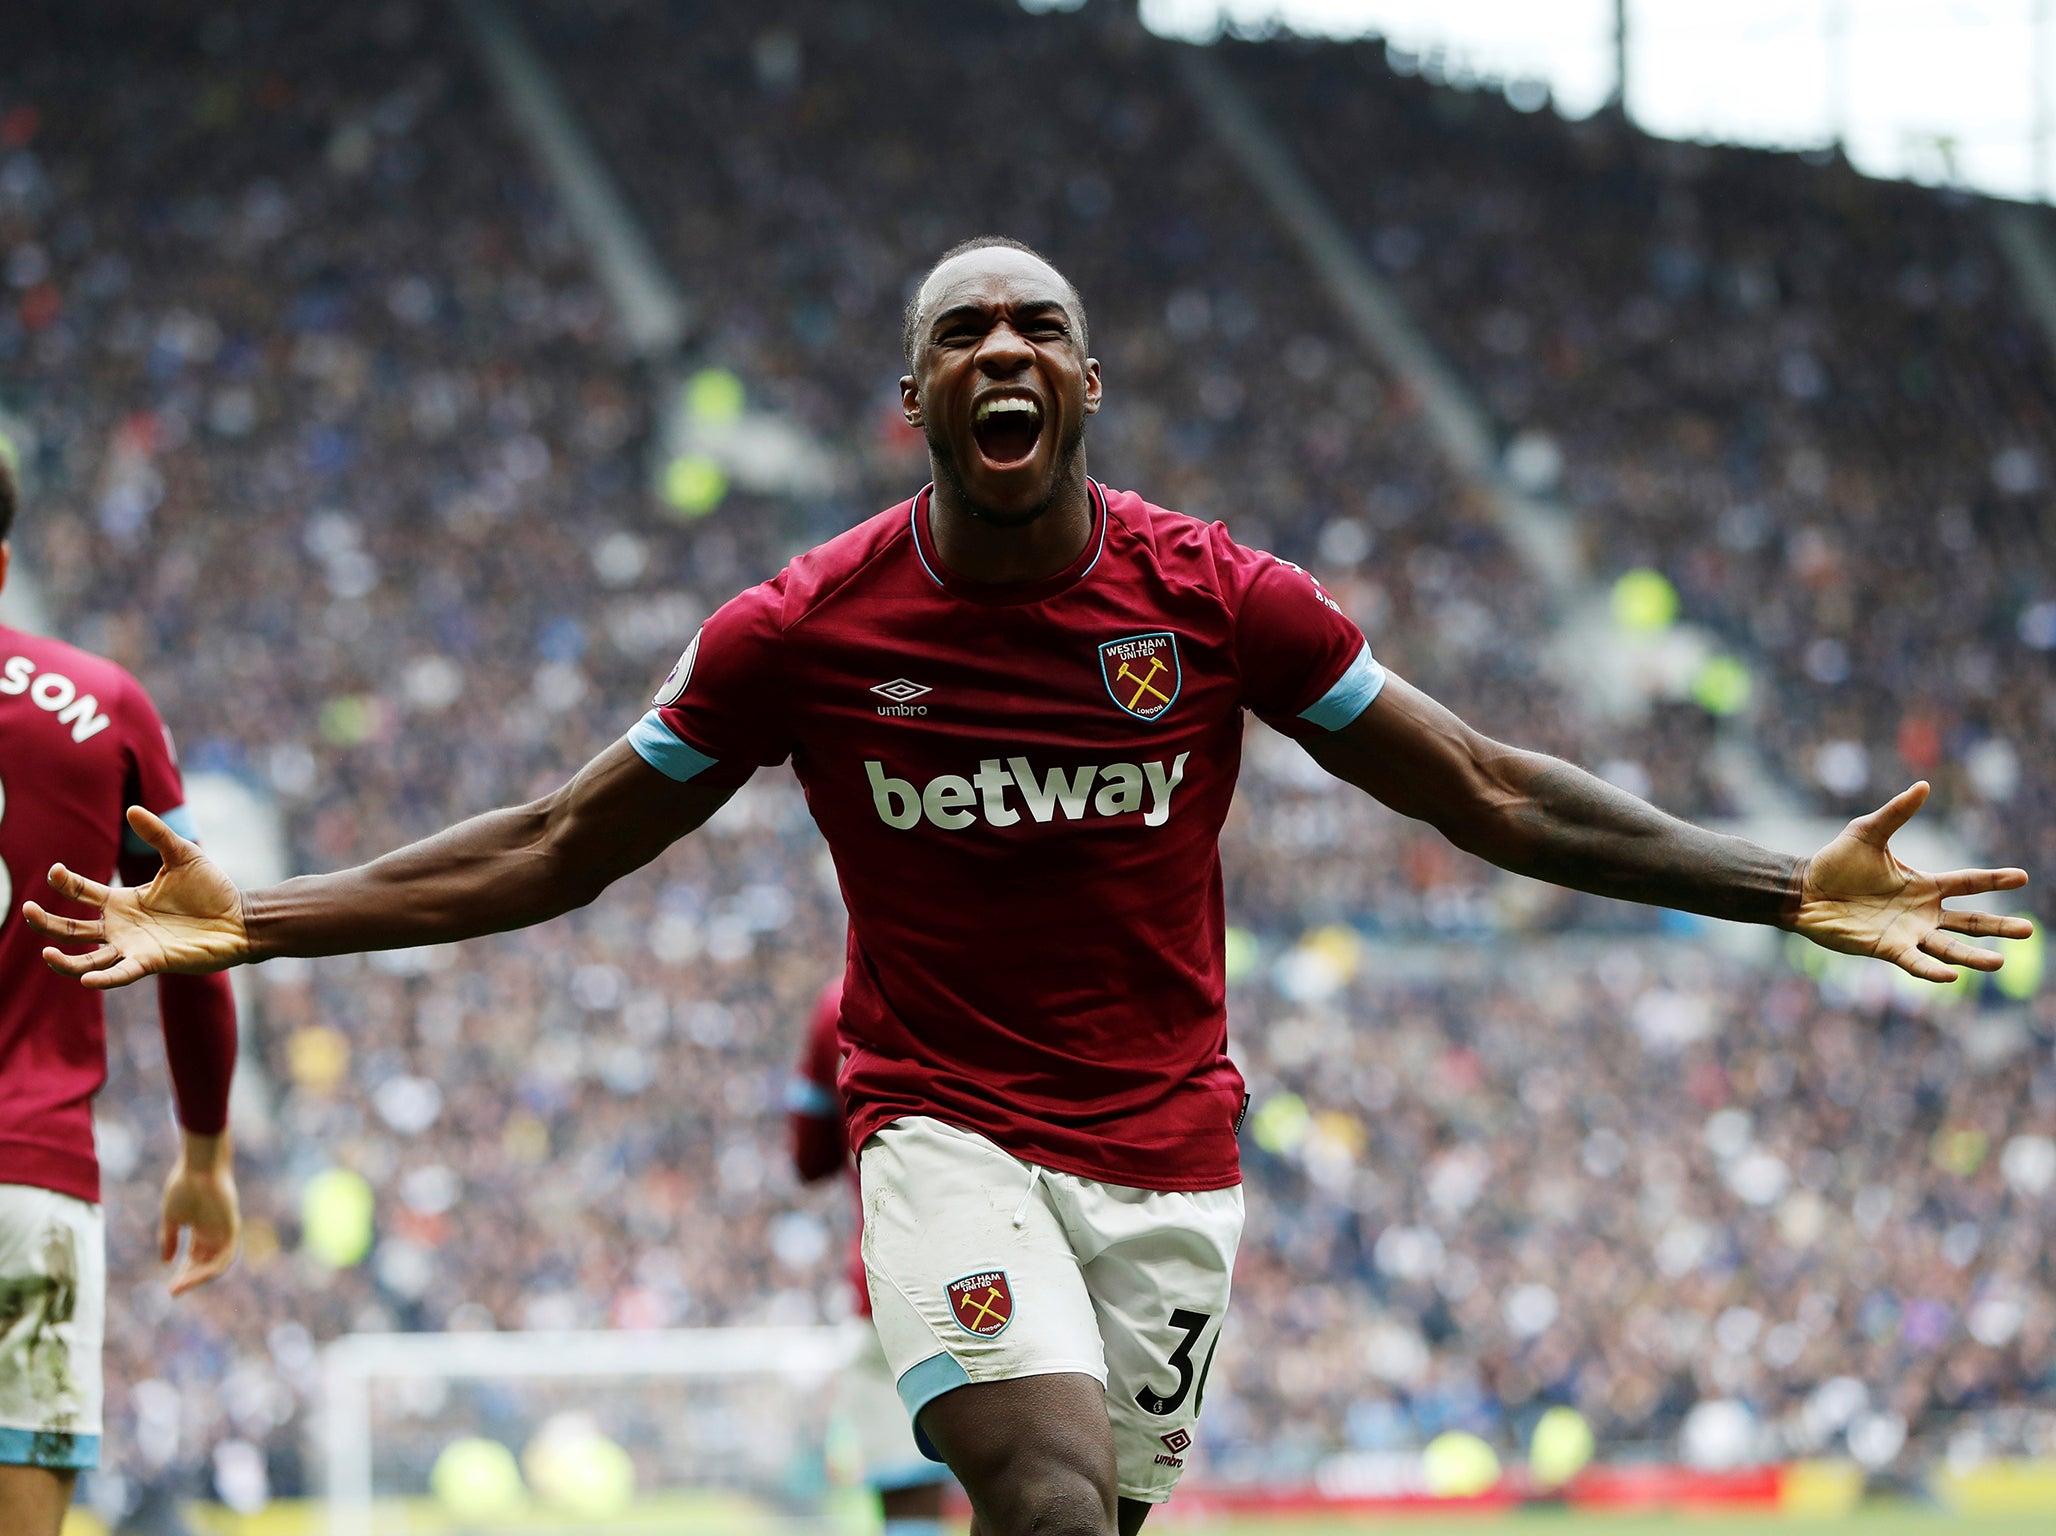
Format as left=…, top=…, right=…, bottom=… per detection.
left=322, top=1326, right=859, bottom=1536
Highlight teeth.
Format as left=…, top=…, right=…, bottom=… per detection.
left=975, top=397, right=1042, bottom=423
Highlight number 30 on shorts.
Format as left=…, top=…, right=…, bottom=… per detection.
left=1134, top=1308, right=1218, bottom=1417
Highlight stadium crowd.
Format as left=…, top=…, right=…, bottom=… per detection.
left=1238, top=36, right=2056, bottom=911
left=0, top=0, right=2050, bottom=1520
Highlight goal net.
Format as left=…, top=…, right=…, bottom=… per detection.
left=321, top=1326, right=862, bottom=1536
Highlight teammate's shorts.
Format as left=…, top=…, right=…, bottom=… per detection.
left=836, top=1319, right=952, bottom=1492
left=859, top=1117, right=1243, bottom=1504
left=0, top=1184, right=105, bottom=1470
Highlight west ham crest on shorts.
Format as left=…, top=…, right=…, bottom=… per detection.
left=947, top=1271, right=1014, bottom=1337
left=1098, top=632, right=1181, bottom=722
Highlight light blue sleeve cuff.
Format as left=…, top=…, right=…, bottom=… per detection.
left=125, top=803, right=199, bottom=856
left=0, top=1426, right=99, bottom=1468
left=628, top=711, right=720, bottom=783
left=897, top=1351, right=971, bottom=1462
left=784, top=1076, right=838, bottom=1117
left=1298, top=643, right=1387, bottom=731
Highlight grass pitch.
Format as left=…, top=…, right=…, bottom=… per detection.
left=131, top=1500, right=2056, bottom=1536
left=1188, top=1516, right=2050, bottom=1536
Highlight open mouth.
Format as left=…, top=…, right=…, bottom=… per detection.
left=971, top=394, right=1045, bottom=468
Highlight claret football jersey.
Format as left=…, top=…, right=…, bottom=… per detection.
left=0, top=625, right=201, bottom=1201
left=630, top=482, right=1384, bottom=1190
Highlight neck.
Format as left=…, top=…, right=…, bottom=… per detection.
left=926, top=461, right=1094, bottom=585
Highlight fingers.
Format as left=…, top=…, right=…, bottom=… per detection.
left=1888, top=943, right=1961, bottom=985
left=43, top=862, right=113, bottom=908
left=78, top=954, right=155, bottom=991
left=1937, top=909, right=2036, bottom=940
left=23, top=901, right=105, bottom=944
left=1850, top=781, right=1930, bottom=846
left=1918, top=931, right=2005, bottom=973
left=128, top=804, right=197, bottom=865
left=160, top=1213, right=179, bottom=1265
left=1934, top=867, right=2030, bottom=898
left=169, top=1225, right=239, bottom=1299
left=169, top=1240, right=236, bottom=1296
left=40, top=942, right=121, bottom=979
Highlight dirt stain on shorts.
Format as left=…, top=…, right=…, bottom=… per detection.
left=1, top=1221, right=80, bottom=1461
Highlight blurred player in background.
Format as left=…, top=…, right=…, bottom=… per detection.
left=26, top=241, right=2032, bottom=1536
left=0, top=456, right=240, bottom=1536
left=789, top=976, right=953, bottom=1536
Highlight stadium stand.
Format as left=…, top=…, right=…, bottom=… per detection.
left=1235, top=37, right=2056, bottom=901
left=1, top=0, right=2049, bottom=1518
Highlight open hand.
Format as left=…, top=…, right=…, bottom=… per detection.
left=23, top=805, right=249, bottom=988
left=1794, top=782, right=2033, bottom=983
left=161, top=1132, right=240, bottom=1296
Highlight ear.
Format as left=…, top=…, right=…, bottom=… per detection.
left=899, top=373, right=922, bottom=427
left=1082, top=357, right=1103, bottom=415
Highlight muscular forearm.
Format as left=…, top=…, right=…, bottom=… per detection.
left=1464, top=748, right=1803, bottom=926
left=242, top=800, right=597, bottom=960
left=235, top=740, right=732, bottom=962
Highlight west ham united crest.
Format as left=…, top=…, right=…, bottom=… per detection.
left=1098, top=632, right=1181, bottom=722
left=947, top=1271, right=1014, bottom=1337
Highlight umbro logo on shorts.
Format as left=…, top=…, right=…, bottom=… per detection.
left=947, top=1271, right=1013, bottom=1337
left=1160, top=1429, right=1192, bottom=1454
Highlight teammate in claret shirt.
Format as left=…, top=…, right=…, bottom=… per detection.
left=0, top=457, right=240, bottom=1536
left=27, top=239, right=2033, bottom=1536
left=787, top=977, right=954, bottom=1536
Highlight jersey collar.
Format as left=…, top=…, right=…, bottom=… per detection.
left=908, top=479, right=1109, bottom=606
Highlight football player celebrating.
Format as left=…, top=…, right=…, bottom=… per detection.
left=0, top=456, right=240, bottom=1536
left=27, top=241, right=2030, bottom=1536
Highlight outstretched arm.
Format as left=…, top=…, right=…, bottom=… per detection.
left=1305, top=674, right=2031, bottom=981
left=26, top=739, right=739, bottom=986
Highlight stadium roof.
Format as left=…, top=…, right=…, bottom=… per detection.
left=1118, top=0, right=2056, bottom=204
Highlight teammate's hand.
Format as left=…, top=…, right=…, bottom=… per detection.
left=23, top=805, right=250, bottom=988
left=160, top=1131, right=240, bottom=1296
left=1793, top=782, right=2032, bottom=982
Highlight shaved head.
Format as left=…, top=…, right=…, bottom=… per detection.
left=903, top=236, right=1089, bottom=368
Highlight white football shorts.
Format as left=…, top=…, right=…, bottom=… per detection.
left=0, top=1184, right=105, bottom=1469
left=836, top=1319, right=951, bottom=1492
left=859, top=1116, right=1243, bottom=1503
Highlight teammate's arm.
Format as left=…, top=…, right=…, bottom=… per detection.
left=119, top=689, right=244, bottom=1291
left=25, top=739, right=738, bottom=986
left=149, top=969, right=240, bottom=1292
left=788, top=986, right=847, bottom=1184
left=1303, top=672, right=2031, bottom=982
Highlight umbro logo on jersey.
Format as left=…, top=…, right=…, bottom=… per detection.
left=867, top=753, right=1190, bottom=831
left=1098, top=632, right=1181, bottom=722
left=870, top=679, right=931, bottom=702
left=870, top=678, right=932, bottom=717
